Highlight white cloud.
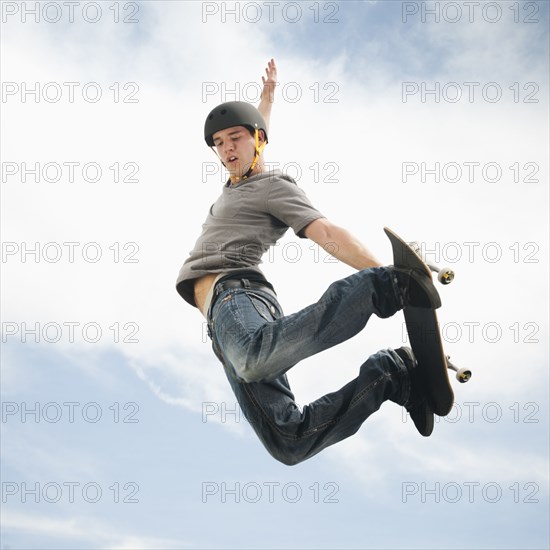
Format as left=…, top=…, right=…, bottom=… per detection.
left=3, top=0, right=547, bottom=410
left=1, top=510, right=188, bottom=549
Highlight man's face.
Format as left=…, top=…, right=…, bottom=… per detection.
left=212, top=125, right=264, bottom=179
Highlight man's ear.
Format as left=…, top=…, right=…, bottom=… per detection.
left=258, top=129, right=266, bottom=143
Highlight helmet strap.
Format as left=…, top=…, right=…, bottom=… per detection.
left=243, top=127, right=266, bottom=178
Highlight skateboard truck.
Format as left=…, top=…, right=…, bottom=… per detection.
left=409, top=242, right=455, bottom=285
left=409, top=241, right=469, bottom=383
left=446, top=355, right=472, bottom=383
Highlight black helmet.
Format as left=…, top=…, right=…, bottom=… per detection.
left=204, top=101, right=268, bottom=147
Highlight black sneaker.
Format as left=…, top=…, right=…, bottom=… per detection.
left=392, top=267, right=442, bottom=309
left=395, top=346, right=434, bottom=437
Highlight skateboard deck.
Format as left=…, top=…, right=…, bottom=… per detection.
left=384, top=227, right=454, bottom=416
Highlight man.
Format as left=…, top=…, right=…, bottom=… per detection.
left=176, top=60, right=440, bottom=465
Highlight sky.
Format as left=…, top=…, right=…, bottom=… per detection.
left=1, top=0, right=549, bottom=548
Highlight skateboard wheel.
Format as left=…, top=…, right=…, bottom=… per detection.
left=446, top=356, right=471, bottom=383
left=437, top=268, right=455, bottom=285
left=455, top=368, right=472, bottom=383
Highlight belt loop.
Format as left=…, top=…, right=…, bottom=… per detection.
left=241, top=278, right=251, bottom=289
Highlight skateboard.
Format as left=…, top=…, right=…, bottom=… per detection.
left=384, top=227, right=471, bottom=417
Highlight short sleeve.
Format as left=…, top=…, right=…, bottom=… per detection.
left=266, top=175, right=325, bottom=238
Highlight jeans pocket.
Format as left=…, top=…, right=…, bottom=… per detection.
left=247, top=292, right=276, bottom=322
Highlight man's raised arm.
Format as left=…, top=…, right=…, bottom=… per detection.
left=258, top=58, right=277, bottom=133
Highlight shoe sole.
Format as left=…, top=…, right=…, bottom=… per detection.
left=405, top=268, right=442, bottom=309
left=396, top=347, right=435, bottom=437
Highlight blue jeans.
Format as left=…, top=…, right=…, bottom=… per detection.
left=207, top=267, right=410, bottom=465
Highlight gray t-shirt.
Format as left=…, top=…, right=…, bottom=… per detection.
left=176, top=169, right=325, bottom=307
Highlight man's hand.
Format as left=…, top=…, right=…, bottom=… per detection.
left=258, top=58, right=277, bottom=132
left=261, top=58, right=277, bottom=104
left=304, top=218, right=383, bottom=270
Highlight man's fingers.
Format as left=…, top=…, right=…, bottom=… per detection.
left=262, top=59, right=277, bottom=87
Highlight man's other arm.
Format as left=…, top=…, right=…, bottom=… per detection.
left=304, top=217, right=383, bottom=270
